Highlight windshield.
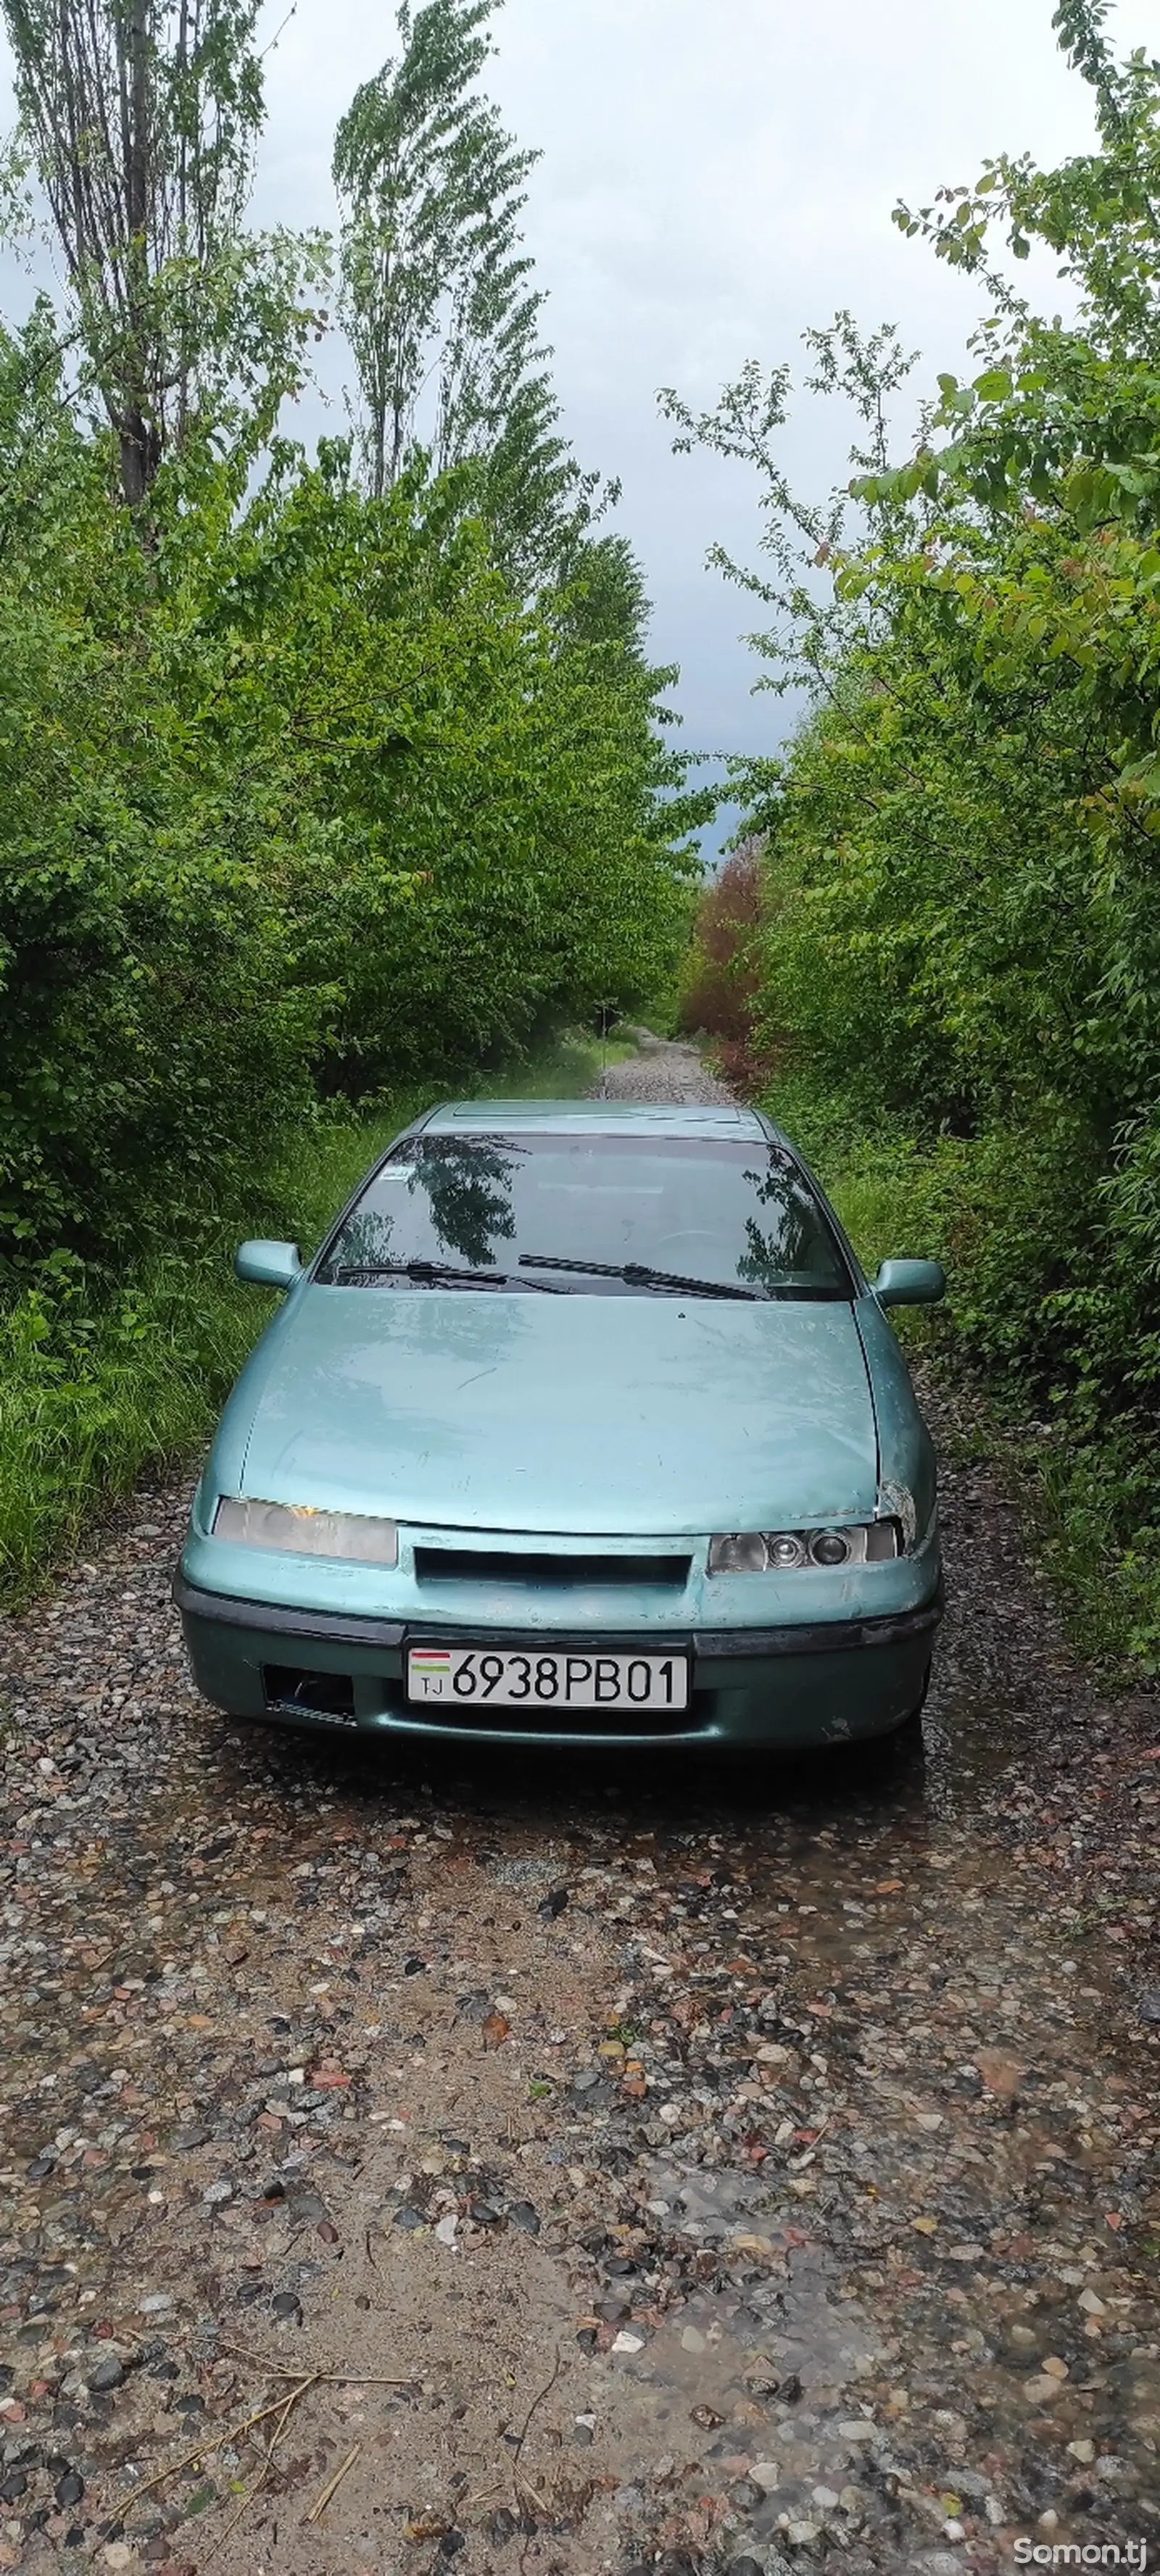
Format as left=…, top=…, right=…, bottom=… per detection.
left=315, top=1133, right=854, bottom=1300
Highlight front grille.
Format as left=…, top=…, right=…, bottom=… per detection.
left=413, top=1548, right=692, bottom=1588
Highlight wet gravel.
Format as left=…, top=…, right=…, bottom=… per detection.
left=0, top=1052, right=1158, bottom=2576
left=593, top=1035, right=737, bottom=1108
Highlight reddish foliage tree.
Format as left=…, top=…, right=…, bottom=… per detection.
left=678, top=839, right=777, bottom=1092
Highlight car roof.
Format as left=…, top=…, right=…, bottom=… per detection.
left=421, top=1097, right=771, bottom=1141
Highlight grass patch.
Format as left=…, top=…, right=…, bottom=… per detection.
left=0, top=1029, right=621, bottom=1606
left=469, top=1030, right=637, bottom=1097
left=0, top=1100, right=417, bottom=1608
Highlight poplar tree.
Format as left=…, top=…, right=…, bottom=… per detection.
left=1, top=0, right=320, bottom=515
left=333, top=0, right=596, bottom=589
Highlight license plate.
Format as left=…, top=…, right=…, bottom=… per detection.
left=406, top=1645, right=689, bottom=1712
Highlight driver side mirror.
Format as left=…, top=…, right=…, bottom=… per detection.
left=872, top=1258, right=945, bottom=1307
left=235, top=1239, right=302, bottom=1292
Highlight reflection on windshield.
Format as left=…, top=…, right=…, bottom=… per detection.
left=333, top=1137, right=520, bottom=1275
left=738, top=1158, right=829, bottom=1289
left=317, top=1134, right=852, bottom=1299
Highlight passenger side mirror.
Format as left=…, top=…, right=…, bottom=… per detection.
left=872, top=1258, right=945, bottom=1307
left=235, top=1239, right=302, bottom=1292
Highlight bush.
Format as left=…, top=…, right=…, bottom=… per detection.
left=676, top=841, right=776, bottom=1092
left=0, top=1106, right=402, bottom=1603
left=0, top=442, right=700, bottom=1280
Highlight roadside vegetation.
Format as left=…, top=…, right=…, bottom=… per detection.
left=675, top=0, right=1160, bottom=1671
left=0, top=0, right=707, bottom=1599
left=0, top=1030, right=631, bottom=1603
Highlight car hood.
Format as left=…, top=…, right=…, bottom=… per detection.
left=233, top=1287, right=879, bottom=1537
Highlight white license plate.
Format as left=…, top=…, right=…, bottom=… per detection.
left=406, top=1645, right=689, bottom=1712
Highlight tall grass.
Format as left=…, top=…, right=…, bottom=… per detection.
left=0, top=1032, right=621, bottom=1605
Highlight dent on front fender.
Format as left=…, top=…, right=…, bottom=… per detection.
left=855, top=1293, right=938, bottom=1546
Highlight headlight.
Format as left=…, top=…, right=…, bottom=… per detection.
left=708, top=1520, right=901, bottom=1573
left=212, top=1497, right=399, bottom=1566
left=709, top=1532, right=771, bottom=1574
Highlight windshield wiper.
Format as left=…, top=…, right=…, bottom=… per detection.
left=517, top=1255, right=763, bottom=1300
left=331, top=1259, right=566, bottom=1291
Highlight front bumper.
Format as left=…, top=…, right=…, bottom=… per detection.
left=173, top=1573, right=942, bottom=1752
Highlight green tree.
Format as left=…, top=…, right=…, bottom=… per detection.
left=554, top=532, right=653, bottom=660
left=668, top=0, right=1160, bottom=1456
left=894, top=0, right=1160, bottom=361
left=0, top=420, right=704, bottom=1268
left=332, top=0, right=600, bottom=589
left=1, top=0, right=325, bottom=515
left=334, top=0, right=533, bottom=499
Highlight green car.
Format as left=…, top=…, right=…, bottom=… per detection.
left=175, top=1097, right=945, bottom=1751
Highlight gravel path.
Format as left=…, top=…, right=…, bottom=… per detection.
left=1, top=1052, right=1158, bottom=2576
left=592, top=1034, right=736, bottom=1108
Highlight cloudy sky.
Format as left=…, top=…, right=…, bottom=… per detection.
left=2, top=0, right=1156, bottom=842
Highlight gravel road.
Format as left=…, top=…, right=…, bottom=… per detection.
left=591, top=1035, right=737, bottom=1108
left=1, top=1048, right=1159, bottom=2576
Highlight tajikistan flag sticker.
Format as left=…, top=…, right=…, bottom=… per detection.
left=410, top=1648, right=452, bottom=1694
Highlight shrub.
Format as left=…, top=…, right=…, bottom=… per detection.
left=677, top=841, right=776, bottom=1092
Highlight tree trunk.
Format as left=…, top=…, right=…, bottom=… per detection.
left=118, top=0, right=159, bottom=519
left=118, top=408, right=161, bottom=512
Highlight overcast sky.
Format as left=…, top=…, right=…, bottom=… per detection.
left=3, top=0, right=1156, bottom=846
